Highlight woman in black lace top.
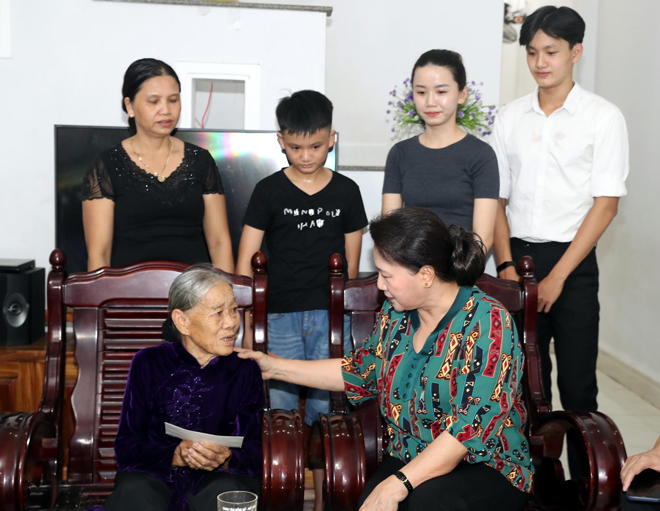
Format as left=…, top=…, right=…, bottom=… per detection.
left=82, top=59, right=234, bottom=272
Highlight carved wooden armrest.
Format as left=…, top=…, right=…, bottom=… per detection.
left=531, top=410, right=627, bottom=511
left=0, top=411, right=58, bottom=511
left=312, top=410, right=366, bottom=511
left=261, top=409, right=305, bottom=511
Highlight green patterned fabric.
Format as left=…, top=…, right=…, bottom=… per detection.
left=341, top=286, right=533, bottom=492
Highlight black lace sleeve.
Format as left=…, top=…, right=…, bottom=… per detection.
left=201, top=150, right=225, bottom=195
left=81, top=156, right=115, bottom=201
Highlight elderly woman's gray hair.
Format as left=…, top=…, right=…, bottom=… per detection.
left=162, top=265, right=233, bottom=342
left=168, top=265, right=232, bottom=314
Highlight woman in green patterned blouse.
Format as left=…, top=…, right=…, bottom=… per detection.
left=237, top=207, right=532, bottom=511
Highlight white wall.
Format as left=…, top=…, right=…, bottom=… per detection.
left=254, top=0, right=503, bottom=166
left=591, top=0, right=660, bottom=385
left=342, top=170, right=384, bottom=272
left=193, top=79, right=245, bottom=130
left=0, top=0, right=326, bottom=270
left=500, top=0, right=542, bottom=106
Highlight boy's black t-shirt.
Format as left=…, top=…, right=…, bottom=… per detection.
left=243, top=170, right=368, bottom=313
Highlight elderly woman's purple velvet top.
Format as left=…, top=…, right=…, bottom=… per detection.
left=114, top=341, right=264, bottom=510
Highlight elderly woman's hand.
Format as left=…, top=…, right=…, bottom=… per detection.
left=234, top=348, right=282, bottom=380
left=359, top=475, right=408, bottom=511
left=173, top=440, right=232, bottom=471
left=173, top=440, right=193, bottom=467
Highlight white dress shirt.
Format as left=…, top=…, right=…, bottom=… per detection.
left=491, top=82, right=629, bottom=243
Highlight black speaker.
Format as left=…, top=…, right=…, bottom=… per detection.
left=0, top=260, right=45, bottom=346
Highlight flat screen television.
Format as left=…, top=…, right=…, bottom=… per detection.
left=55, top=126, right=338, bottom=275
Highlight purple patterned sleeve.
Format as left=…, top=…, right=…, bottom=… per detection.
left=225, top=360, right=264, bottom=476
left=114, top=350, right=179, bottom=480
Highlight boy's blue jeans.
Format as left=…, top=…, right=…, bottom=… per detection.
left=267, top=310, right=351, bottom=426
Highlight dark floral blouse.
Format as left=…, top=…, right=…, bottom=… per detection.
left=341, top=286, right=533, bottom=492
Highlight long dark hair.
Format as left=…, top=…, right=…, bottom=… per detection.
left=369, top=208, right=485, bottom=287
left=122, top=58, right=181, bottom=134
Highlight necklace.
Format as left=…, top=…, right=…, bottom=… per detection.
left=130, top=137, right=173, bottom=182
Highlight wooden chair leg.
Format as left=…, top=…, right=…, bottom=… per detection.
left=262, top=410, right=305, bottom=511
left=319, top=412, right=367, bottom=511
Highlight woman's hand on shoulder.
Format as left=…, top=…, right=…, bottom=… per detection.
left=359, top=475, right=408, bottom=511
left=234, top=348, right=281, bottom=380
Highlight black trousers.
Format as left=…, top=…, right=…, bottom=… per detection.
left=511, top=238, right=599, bottom=412
left=104, top=470, right=261, bottom=511
left=358, top=455, right=530, bottom=511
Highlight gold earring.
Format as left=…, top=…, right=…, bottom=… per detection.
left=424, top=282, right=430, bottom=287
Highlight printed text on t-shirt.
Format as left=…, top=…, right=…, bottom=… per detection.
left=284, top=207, right=341, bottom=230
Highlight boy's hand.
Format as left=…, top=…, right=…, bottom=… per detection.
left=537, top=272, right=566, bottom=313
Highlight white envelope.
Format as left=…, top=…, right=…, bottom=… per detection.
left=165, top=422, right=244, bottom=448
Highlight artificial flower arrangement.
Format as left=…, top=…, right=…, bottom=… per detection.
left=387, top=79, right=497, bottom=137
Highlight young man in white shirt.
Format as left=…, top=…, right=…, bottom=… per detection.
left=492, top=6, right=629, bottom=414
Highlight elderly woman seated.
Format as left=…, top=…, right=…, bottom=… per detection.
left=104, top=266, right=263, bottom=511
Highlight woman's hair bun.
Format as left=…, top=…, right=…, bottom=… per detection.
left=161, top=316, right=180, bottom=343
left=369, top=208, right=487, bottom=287
left=449, top=226, right=486, bottom=286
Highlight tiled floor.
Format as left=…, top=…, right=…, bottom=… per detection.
left=551, top=361, right=660, bottom=459
left=303, top=357, right=660, bottom=509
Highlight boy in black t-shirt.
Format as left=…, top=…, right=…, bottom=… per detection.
left=237, top=90, right=367, bottom=510
left=236, top=86, right=367, bottom=450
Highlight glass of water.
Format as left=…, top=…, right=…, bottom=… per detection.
left=217, top=491, right=258, bottom=511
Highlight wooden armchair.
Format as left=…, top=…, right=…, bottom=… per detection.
left=0, top=250, right=305, bottom=511
left=317, top=254, right=628, bottom=511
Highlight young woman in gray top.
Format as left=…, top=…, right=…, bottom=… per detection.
left=382, top=50, right=499, bottom=251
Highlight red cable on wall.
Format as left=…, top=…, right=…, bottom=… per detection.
left=201, top=82, right=214, bottom=129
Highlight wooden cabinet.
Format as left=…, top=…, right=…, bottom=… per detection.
left=0, top=338, right=78, bottom=478
left=0, top=341, right=48, bottom=411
